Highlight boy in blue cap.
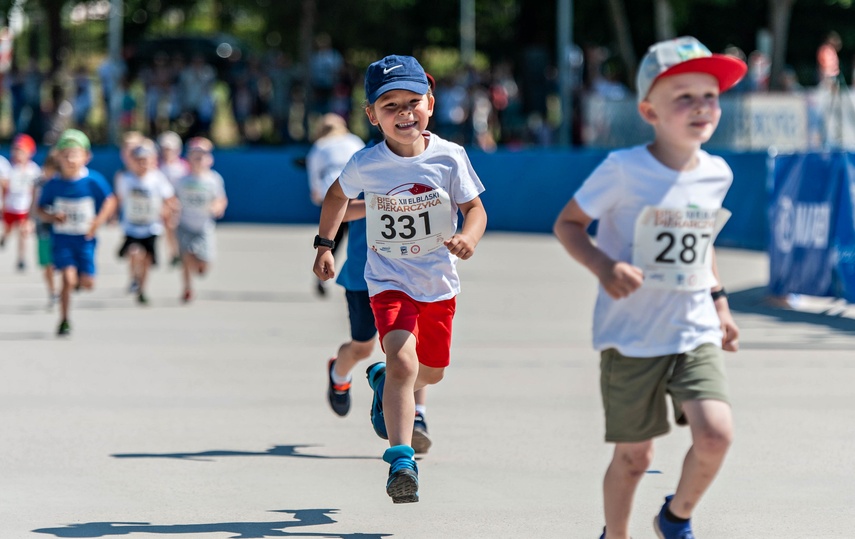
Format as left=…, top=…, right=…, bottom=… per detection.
left=554, top=37, right=746, bottom=539
left=37, top=129, right=116, bottom=336
left=312, top=54, right=487, bottom=503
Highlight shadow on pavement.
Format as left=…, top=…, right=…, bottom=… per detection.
left=729, top=286, right=855, bottom=334
left=32, top=508, right=392, bottom=538
left=111, top=444, right=377, bottom=462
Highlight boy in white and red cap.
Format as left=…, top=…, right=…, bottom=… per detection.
left=0, top=133, right=42, bottom=270
left=554, top=37, right=747, bottom=539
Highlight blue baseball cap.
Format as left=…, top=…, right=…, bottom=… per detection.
left=364, top=55, right=430, bottom=104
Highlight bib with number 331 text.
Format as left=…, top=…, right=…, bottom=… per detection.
left=632, top=206, right=731, bottom=291
left=365, top=188, right=454, bottom=258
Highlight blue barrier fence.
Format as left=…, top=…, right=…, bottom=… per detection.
left=37, top=145, right=770, bottom=251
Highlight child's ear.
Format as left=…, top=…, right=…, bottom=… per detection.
left=365, top=105, right=379, bottom=126
left=638, top=101, right=657, bottom=125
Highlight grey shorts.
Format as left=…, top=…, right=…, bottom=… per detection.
left=177, top=225, right=216, bottom=262
left=600, top=343, right=730, bottom=443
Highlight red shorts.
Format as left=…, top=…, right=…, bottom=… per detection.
left=370, top=290, right=457, bottom=368
left=3, top=211, right=28, bottom=226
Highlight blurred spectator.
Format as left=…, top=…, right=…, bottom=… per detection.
left=141, top=52, right=179, bottom=136
left=591, top=58, right=630, bottom=100
left=267, top=50, right=297, bottom=144
left=309, top=33, right=344, bottom=116
left=778, top=66, right=804, bottom=93
left=72, top=65, right=93, bottom=128
left=179, top=54, right=217, bottom=137
left=97, top=53, right=127, bottom=125
left=433, top=74, right=468, bottom=145
left=724, top=45, right=751, bottom=93
left=817, top=31, right=842, bottom=88
left=747, top=50, right=770, bottom=92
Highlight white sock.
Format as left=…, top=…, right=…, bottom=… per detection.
left=330, top=366, right=352, bottom=386
left=414, top=404, right=427, bottom=416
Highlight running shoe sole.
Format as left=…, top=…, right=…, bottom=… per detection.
left=386, top=468, right=419, bottom=503
left=411, top=425, right=432, bottom=454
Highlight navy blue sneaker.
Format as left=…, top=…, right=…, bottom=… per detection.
left=327, top=358, right=351, bottom=417
left=599, top=528, right=605, bottom=539
left=366, top=362, right=387, bottom=439
left=654, top=495, right=695, bottom=539
left=383, top=445, right=418, bottom=503
left=411, top=412, right=432, bottom=454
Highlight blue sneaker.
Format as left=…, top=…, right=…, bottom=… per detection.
left=366, top=362, right=388, bottom=439
left=599, top=528, right=605, bottom=539
left=383, top=445, right=418, bottom=503
left=654, top=495, right=695, bottom=539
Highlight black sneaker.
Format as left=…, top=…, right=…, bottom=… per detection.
left=57, top=319, right=71, bottom=336
left=327, top=358, right=351, bottom=416
left=412, top=412, right=433, bottom=454
left=137, top=293, right=148, bottom=305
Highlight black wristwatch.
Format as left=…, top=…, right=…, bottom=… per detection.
left=313, top=235, right=336, bottom=249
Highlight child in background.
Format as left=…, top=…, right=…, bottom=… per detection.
left=553, top=37, right=745, bottom=539
left=157, top=130, right=189, bottom=266
left=37, top=129, right=116, bottom=336
left=313, top=55, right=487, bottom=503
left=31, top=150, right=61, bottom=308
left=174, top=137, right=228, bottom=303
left=0, top=134, right=42, bottom=271
left=114, top=138, right=177, bottom=305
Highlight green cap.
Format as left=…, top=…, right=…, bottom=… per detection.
left=55, top=129, right=91, bottom=151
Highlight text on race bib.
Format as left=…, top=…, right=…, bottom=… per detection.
left=632, top=206, right=731, bottom=291
left=53, top=197, right=96, bottom=235
left=365, top=189, right=455, bottom=259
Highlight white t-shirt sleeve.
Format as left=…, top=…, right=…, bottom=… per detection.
left=572, top=152, right=625, bottom=220
left=449, top=145, right=485, bottom=203
left=157, top=171, right=175, bottom=199
left=337, top=156, right=363, bottom=199
left=0, top=156, right=11, bottom=180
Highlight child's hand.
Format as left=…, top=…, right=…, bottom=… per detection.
left=597, top=261, right=643, bottom=299
left=444, top=233, right=477, bottom=260
left=85, top=223, right=98, bottom=240
left=313, top=249, right=336, bottom=281
left=53, top=211, right=67, bottom=224
left=715, top=301, right=740, bottom=352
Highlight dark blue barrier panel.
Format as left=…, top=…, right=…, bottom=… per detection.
left=768, top=152, right=855, bottom=301
left=34, top=145, right=769, bottom=251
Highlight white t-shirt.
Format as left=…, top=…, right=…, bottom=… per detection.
left=115, top=170, right=174, bottom=237
left=3, top=161, right=41, bottom=213
left=574, top=145, right=732, bottom=357
left=175, top=170, right=226, bottom=232
left=338, top=132, right=485, bottom=302
left=306, top=133, right=365, bottom=204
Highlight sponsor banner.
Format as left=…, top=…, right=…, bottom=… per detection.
left=769, top=153, right=855, bottom=300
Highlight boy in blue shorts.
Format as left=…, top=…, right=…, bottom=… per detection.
left=37, top=129, right=116, bottom=336
left=554, top=37, right=745, bottom=539
left=313, top=55, right=487, bottom=503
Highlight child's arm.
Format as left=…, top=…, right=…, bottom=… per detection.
left=342, top=199, right=365, bottom=222
left=710, top=249, right=739, bottom=352
left=86, top=194, right=117, bottom=240
left=210, top=195, right=228, bottom=219
left=313, top=179, right=349, bottom=281
left=553, top=198, right=643, bottom=299
left=445, top=196, right=487, bottom=260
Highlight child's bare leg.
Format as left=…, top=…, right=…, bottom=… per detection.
left=60, top=267, right=78, bottom=321
left=182, top=254, right=194, bottom=292
left=334, top=339, right=374, bottom=378
left=381, top=329, right=420, bottom=447
left=414, top=387, right=427, bottom=406
left=668, top=399, right=733, bottom=518
left=44, top=265, right=56, bottom=296
left=17, top=222, right=29, bottom=264
left=603, top=440, right=654, bottom=539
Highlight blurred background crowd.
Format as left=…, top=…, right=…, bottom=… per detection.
left=0, top=0, right=854, bottom=151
